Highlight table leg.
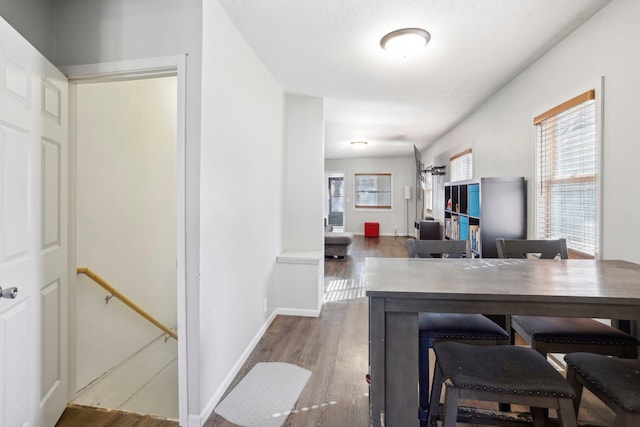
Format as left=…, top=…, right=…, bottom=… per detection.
left=369, top=298, right=385, bottom=427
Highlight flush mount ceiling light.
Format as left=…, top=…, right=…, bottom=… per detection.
left=350, top=140, right=368, bottom=148
left=380, top=28, right=431, bottom=57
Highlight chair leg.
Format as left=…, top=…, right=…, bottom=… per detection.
left=623, top=344, right=638, bottom=358
left=557, top=398, right=578, bottom=427
left=565, top=364, right=583, bottom=415
left=440, top=386, right=460, bottom=427
left=419, top=337, right=431, bottom=418
left=617, top=411, right=640, bottom=427
left=531, top=407, right=546, bottom=427
left=427, top=365, right=444, bottom=426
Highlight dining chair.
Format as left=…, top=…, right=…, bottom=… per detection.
left=407, top=239, right=510, bottom=425
left=496, top=238, right=639, bottom=359
left=565, top=352, right=640, bottom=427
left=429, top=341, right=577, bottom=427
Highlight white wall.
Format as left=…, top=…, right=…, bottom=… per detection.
left=422, top=0, right=640, bottom=263
left=325, top=157, right=416, bottom=236
left=0, top=0, right=55, bottom=62
left=55, top=0, right=203, bottom=425
left=200, top=1, right=285, bottom=422
left=54, top=1, right=202, bottom=423
left=283, top=93, right=325, bottom=252
left=75, top=77, right=177, bottom=390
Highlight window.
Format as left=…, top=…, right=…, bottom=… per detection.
left=354, top=173, right=392, bottom=209
left=328, top=177, right=344, bottom=226
left=535, top=89, right=598, bottom=258
left=450, top=149, right=473, bottom=181
left=424, top=166, right=433, bottom=212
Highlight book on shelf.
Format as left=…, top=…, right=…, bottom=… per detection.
left=451, top=216, right=460, bottom=240
left=469, top=225, right=480, bottom=252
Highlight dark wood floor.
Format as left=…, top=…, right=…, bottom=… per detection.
left=56, top=404, right=178, bottom=427
left=57, top=235, right=616, bottom=426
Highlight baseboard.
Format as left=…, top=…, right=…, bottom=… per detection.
left=198, top=309, right=279, bottom=425
left=188, top=413, right=201, bottom=427
left=275, top=306, right=321, bottom=317
left=353, top=232, right=403, bottom=237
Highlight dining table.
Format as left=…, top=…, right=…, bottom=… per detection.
left=365, top=257, right=640, bottom=427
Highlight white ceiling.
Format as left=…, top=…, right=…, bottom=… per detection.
left=218, top=0, right=611, bottom=159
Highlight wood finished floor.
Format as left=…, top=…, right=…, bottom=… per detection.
left=56, top=404, right=178, bottom=427
left=57, top=235, right=616, bottom=426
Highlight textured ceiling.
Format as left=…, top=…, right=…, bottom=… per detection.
left=218, top=0, right=611, bottom=159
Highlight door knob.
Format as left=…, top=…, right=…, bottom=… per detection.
left=0, top=286, right=18, bottom=299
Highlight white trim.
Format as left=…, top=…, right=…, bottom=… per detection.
left=276, top=252, right=322, bottom=265
left=275, top=307, right=322, bottom=317
left=58, top=56, right=182, bottom=83
left=63, top=55, right=191, bottom=427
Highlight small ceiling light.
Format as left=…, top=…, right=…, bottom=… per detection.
left=380, top=28, right=431, bottom=57
left=350, top=141, right=368, bottom=148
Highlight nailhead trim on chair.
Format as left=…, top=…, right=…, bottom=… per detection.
left=565, top=359, right=639, bottom=411
left=455, top=383, right=574, bottom=398
left=535, top=337, right=636, bottom=345
left=422, top=333, right=509, bottom=340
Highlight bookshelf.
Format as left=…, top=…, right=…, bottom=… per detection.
left=444, top=177, right=526, bottom=258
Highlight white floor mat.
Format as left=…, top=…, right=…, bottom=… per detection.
left=214, top=362, right=311, bottom=427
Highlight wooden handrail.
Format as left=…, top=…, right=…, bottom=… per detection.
left=77, top=267, right=177, bottom=340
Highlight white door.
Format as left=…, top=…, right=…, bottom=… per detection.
left=0, top=18, right=69, bottom=427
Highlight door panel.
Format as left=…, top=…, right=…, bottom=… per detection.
left=0, top=300, right=31, bottom=427
left=0, top=17, right=68, bottom=427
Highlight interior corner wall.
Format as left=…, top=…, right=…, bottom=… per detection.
left=421, top=0, right=640, bottom=263
left=0, top=0, right=55, bottom=62
left=324, top=157, right=416, bottom=236
left=200, top=0, right=285, bottom=421
left=283, top=93, right=325, bottom=252
left=53, top=0, right=203, bottom=424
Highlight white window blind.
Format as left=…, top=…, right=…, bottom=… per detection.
left=535, top=90, right=598, bottom=257
left=354, top=173, right=392, bottom=209
left=425, top=167, right=433, bottom=211
left=450, top=149, right=473, bottom=182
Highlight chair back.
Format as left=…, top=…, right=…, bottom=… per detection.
left=496, top=238, right=568, bottom=260
left=407, top=239, right=471, bottom=259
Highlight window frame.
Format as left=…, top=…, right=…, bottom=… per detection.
left=449, top=148, right=473, bottom=182
left=424, top=166, right=433, bottom=213
left=533, top=80, right=603, bottom=259
left=354, top=173, right=393, bottom=210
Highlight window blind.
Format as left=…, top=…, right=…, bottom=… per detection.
left=425, top=167, right=433, bottom=211
left=535, top=90, right=598, bottom=257
left=450, top=149, right=473, bottom=182
left=354, top=173, right=392, bottom=209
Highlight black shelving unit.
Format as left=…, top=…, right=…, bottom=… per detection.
left=444, top=177, right=526, bottom=258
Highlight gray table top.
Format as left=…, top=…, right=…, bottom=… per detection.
left=365, top=258, right=640, bottom=307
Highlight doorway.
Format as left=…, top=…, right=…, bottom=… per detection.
left=326, top=173, right=345, bottom=231
left=63, top=57, right=187, bottom=424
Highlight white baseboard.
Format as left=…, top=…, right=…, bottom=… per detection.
left=353, top=232, right=402, bottom=237
left=275, top=306, right=321, bottom=317
left=188, top=413, right=201, bottom=427
left=198, top=309, right=279, bottom=425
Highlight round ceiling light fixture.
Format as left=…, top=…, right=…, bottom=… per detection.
left=350, top=140, right=368, bottom=148
left=380, top=28, right=431, bottom=57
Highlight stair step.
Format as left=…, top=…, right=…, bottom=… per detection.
left=72, top=333, right=178, bottom=419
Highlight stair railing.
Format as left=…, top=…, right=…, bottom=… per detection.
left=77, top=267, right=178, bottom=340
